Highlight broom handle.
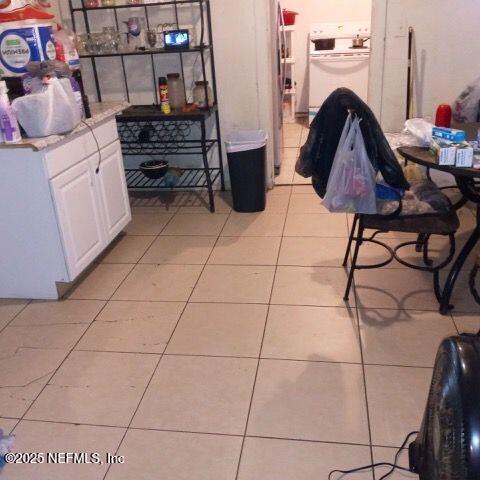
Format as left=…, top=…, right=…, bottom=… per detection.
left=406, top=26, right=414, bottom=120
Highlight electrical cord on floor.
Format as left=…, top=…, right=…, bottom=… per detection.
left=81, top=120, right=102, bottom=174
left=328, top=431, right=419, bottom=480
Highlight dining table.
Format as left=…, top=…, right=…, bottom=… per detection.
left=398, top=144, right=480, bottom=314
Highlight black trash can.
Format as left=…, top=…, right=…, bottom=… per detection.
left=226, top=130, right=268, bottom=213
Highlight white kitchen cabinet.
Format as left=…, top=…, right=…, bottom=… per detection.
left=95, top=141, right=131, bottom=241
left=0, top=102, right=131, bottom=299
left=50, top=156, right=106, bottom=280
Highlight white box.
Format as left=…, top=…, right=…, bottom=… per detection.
left=430, top=139, right=456, bottom=166
left=455, top=142, right=474, bottom=167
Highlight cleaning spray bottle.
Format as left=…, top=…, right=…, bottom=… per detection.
left=0, top=80, right=21, bottom=143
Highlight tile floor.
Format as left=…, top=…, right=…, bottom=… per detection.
left=0, top=187, right=479, bottom=479
left=276, top=120, right=311, bottom=185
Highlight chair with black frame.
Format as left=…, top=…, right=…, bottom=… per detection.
left=296, top=88, right=461, bottom=308
left=342, top=172, right=461, bottom=306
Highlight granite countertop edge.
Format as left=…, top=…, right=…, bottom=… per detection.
left=0, top=101, right=130, bottom=151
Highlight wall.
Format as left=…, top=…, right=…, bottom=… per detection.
left=56, top=0, right=276, bottom=187
left=281, top=0, right=372, bottom=113
left=369, top=0, right=480, bottom=132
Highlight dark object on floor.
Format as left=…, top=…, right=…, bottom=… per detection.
left=296, top=87, right=410, bottom=197
left=343, top=179, right=459, bottom=307
left=329, top=431, right=418, bottom=480
left=139, top=160, right=169, bottom=180
left=409, top=334, right=480, bottom=479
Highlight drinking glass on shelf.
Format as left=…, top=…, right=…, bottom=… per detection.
left=146, top=29, right=158, bottom=49
left=88, top=33, right=106, bottom=55
left=102, top=27, right=120, bottom=53
left=76, top=33, right=89, bottom=54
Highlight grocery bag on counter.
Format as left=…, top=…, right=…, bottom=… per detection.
left=322, top=114, right=377, bottom=214
left=12, top=77, right=81, bottom=137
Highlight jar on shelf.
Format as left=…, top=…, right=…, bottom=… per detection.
left=101, top=0, right=115, bottom=6
left=84, top=0, right=99, bottom=7
left=167, top=73, right=186, bottom=110
left=193, top=80, right=213, bottom=109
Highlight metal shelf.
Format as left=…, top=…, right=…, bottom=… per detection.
left=72, top=0, right=205, bottom=11
left=126, top=167, right=221, bottom=189
left=80, top=45, right=211, bottom=59
left=69, top=0, right=224, bottom=211
left=117, top=104, right=217, bottom=121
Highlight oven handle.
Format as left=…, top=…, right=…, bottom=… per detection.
left=310, top=55, right=370, bottom=63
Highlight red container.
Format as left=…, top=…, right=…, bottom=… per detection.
left=435, top=104, right=452, bottom=128
left=282, top=9, right=298, bottom=26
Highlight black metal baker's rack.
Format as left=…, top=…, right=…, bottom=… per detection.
left=68, top=0, right=224, bottom=212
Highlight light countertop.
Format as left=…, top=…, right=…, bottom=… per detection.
left=0, top=101, right=129, bottom=151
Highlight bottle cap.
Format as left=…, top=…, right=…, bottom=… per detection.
left=167, top=73, right=180, bottom=78
left=158, top=76, right=167, bottom=84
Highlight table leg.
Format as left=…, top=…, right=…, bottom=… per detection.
left=439, top=210, right=480, bottom=315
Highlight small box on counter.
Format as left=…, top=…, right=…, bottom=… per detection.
left=432, top=126, right=466, bottom=143
left=430, top=138, right=456, bottom=166
left=455, top=142, right=474, bottom=167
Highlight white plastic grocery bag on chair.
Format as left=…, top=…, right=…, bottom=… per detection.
left=323, top=114, right=377, bottom=214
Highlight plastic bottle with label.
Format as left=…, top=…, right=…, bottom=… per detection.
left=0, top=80, right=21, bottom=143
left=0, top=0, right=55, bottom=76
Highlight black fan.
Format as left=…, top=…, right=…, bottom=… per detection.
left=409, top=334, right=480, bottom=479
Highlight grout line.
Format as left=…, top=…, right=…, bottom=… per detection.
left=100, top=206, right=234, bottom=480
left=12, top=212, right=181, bottom=437
left=346, top=214, right=376, bottom=479
left=50, top=293, right=473, bottom=315
left=355, top=295, right=376, bottom=480
left=234, top=185, right=294, bottom=480
left=0, top=300, right=32, bottom=336
left=67, top=349, right=435, bottom=369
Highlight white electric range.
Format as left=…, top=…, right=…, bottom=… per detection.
left=309, top=22, right=371, bottom=124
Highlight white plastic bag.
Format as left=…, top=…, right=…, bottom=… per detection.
left=323, top=115, right=377, bottom=214
left=453, top=76, right=480, bottom=123
left=403, top=118, right=433, bottom=147
left=12, top=77, right=81, bottom=138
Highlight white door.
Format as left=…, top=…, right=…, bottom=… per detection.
left=309, top=55, right=370, bottom=119
left=95, top=140, right=131, bottom=241
left=50, top=156, right=106, bottom=280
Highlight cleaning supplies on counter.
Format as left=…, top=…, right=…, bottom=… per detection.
left=0, top=80, right=21, bottom=142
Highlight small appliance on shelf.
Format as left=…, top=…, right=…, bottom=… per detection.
left=163, top=29, right=190, bottom=50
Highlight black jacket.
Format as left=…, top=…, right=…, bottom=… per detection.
left=296, top=88, right=410, bottom=197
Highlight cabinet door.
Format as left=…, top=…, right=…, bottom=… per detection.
left=95, top=140, right=131, bottom=241
left=50, top=156, right=106, bottom=280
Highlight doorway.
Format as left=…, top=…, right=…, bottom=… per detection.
left=272, top=1, right=373, bottom=186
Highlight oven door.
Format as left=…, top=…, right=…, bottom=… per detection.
left=309, top=54, right=370, bottom=123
